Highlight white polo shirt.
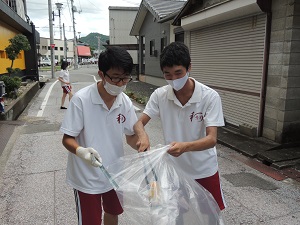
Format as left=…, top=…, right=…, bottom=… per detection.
left=144, top=78, right=224, bottom=179
left=60, top=82, right=137, bottom=194
left=59, top=69, right=70, bottom=87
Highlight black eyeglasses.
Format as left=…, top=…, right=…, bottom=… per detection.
left=104, top=73, right=133, bottom=84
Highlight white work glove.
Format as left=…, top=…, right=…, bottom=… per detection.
left=76, top=147, right=102, bottom=167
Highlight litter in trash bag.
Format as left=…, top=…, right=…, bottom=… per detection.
left=105, top=145, right=224, bottom=225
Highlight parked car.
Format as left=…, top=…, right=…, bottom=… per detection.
left=89, top=57, right=98, bottom=64
left=40, top=58, right=51, bottom=66
left=79, top=58, right=90, bottom=65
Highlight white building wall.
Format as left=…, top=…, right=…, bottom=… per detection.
left=39, top=37, right=74, bottom=61
left=109, top=7, right=138, bottom=64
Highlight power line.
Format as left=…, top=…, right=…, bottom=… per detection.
left=26, top=8, right=48, bottom=10
left=85, top=0, right=102, bottom=11
left=66, top=0, right=72, bottom=22
left=77, top=0, right=82, bottom=12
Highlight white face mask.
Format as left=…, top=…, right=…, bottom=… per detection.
left=103, top=81, right=126, bottom=96
left=166, top=72, right=189, bottom=91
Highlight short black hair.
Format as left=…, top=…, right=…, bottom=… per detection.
left=98, top=46, right=133, bottom=74
left=61, top=61, right=68, bottom=70
left=160, top=42, right=191, bottom=71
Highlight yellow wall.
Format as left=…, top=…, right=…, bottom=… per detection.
left=0, top=20, right=26, bottom=75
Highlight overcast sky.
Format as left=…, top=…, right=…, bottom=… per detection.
left=26, top=0, right=141, bottom=39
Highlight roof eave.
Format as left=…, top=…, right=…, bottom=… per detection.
left=158, top=9, right=180, bottom=23
left=172, top=0, right=192, bottom=26
left=130, top=2, right=148, bottom=36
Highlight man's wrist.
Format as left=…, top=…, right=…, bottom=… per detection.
left=137, top=131, right=147, bottom=139
left=75, top=146, right=82, bottom=155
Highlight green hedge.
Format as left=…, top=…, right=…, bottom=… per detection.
left=0, top=75, right=21, bottom=98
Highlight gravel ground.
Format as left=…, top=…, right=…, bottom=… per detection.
left=126, top=77, right=159, bottom=102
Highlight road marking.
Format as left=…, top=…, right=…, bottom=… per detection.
left=85, top=73, right=98, bottom=82
left=37, top=80, right=59, bottom=117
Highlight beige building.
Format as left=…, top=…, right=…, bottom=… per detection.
left=39, top=37, right=74, bottom=63
left=109, top=6, right=139, bottom=65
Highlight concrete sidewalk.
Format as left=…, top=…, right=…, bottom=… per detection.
left=0, top=69, right=300, bottom=224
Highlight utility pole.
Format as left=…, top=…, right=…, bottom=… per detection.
left=48, top=0, right=55, bottom=79
left=63, top=23, right=67, bottom=60
left=70, top=0, right=78, bottom=69
left=96, top=36, right=101, bottom=58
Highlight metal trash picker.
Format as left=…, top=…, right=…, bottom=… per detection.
left=91, top=154, right=119, bottom=189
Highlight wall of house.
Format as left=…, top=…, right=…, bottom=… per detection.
left=263, top=0, right=300, bottom=143
left=0, top=0, right=39, bottom=80
left=109, top=7, right=138, bottom=64
left=139, top=11, right=170, bottom=83
left=169, top=25, right=176, bottom=42
left=0, top=20, right=26, bottom=75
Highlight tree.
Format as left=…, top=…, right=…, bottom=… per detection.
left=5, top=34, right=31, bottom=75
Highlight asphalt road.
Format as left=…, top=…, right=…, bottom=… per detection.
left=0, top=65, right=299, bottom=225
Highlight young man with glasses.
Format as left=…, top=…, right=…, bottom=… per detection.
left=134, top=42, right=226, bottom=223
left=60, top=46, right=139, bottom=225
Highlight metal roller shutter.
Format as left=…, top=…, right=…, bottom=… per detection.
left=190, top=14, right=266, bottom=129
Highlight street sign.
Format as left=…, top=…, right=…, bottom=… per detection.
left=50, top=44, right=55, bottom=49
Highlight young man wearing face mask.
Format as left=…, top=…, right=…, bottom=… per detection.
left=134, top=42, right=226, bottom=213
left=60, top=46, right=139, bottom=225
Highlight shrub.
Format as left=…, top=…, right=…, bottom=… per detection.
left=6, top=68, right=22, bottom=76
left=124, top=90, right=148, bottom=105
left=0, top=75, right=22, bottom=98
left=5, top=34, right=31, bottom=76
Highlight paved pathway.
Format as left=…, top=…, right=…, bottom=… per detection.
left=0, top=67, right=299, bottom=224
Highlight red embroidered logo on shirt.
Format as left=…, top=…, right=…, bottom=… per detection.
left=190, top=112, right=205, bottom=122
left=117, top=114, right=126, bottom=123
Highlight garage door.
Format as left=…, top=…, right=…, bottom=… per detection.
left=190, top=14, right=266, bottom=131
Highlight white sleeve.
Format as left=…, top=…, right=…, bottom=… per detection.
left=204, top=93, right=225, bottom=127
left=143, top=90, right=160, bottom=119
left=60, top=95, right=84, bottom=137
left=59, top=70, right=64, bottom=78
left=124, top=104, right=138, bottom=135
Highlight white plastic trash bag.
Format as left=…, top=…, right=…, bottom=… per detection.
left=106, top=145, right=224, bottom=225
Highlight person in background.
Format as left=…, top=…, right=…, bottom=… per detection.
left=58, top=61, right=73, bottom=109
left=60, top=46, right=139, bottom=225
left=134, top=42, right=226, bottom=222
